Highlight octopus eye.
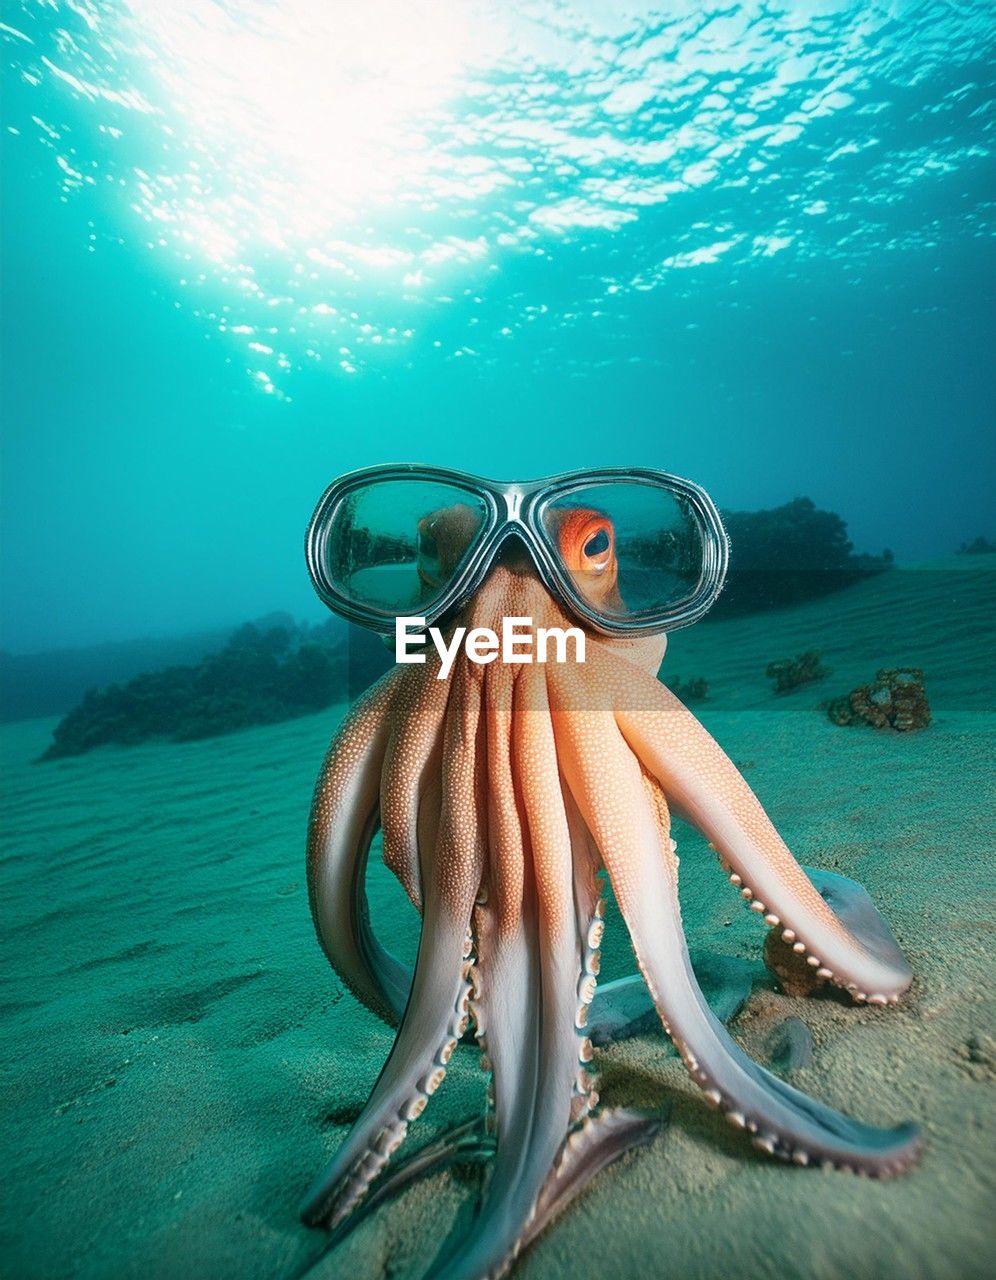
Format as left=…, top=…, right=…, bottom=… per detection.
left=583, top=528, right=609, bottom=558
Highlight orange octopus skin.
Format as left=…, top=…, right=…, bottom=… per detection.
left=301, top=529, right=920, bottom=1280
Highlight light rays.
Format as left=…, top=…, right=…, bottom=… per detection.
left=4, top=0, right=992, bottom=393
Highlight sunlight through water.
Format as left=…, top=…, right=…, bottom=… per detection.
left=3, top=0, right=993, bottom=395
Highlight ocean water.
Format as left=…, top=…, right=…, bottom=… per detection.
left=2, top=0, right=994, bottom=654
left=1, top=4, right=995, bottom=1280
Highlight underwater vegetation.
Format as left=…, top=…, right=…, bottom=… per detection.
left=957, top=536, right=996, bottom=556
left=0, top=627, right=238, bottom=724
left=36, top=621, right=345, bottom=760
left=715, top=498, right=891, bottom=619
left=827, top=668, right=931, bottom=732
left=668, top=675, right=709, bottom=704
left=766, top=650, right=830, bottom=694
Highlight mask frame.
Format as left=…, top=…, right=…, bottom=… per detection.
left=305, top=463, right=729, bottom=636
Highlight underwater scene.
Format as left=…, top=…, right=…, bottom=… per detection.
left=1, top=2, right=994, bottom=1278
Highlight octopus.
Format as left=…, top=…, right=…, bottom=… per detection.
left=300, top=506, right=921, bottom=1280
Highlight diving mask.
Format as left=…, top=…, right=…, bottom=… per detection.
left=305, top=464, right=728, bottom=637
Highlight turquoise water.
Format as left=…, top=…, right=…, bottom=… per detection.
left=1, top=0, right=994, bottom=654
left=2, top=10, right=996, bottom=1280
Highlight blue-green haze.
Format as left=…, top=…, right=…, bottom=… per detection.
left=1, top=0, right=993, bottom=652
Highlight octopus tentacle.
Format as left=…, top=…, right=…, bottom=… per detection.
left=312, top=1107, right=664, bottom=1273
left=299, top=904, right=474, bottom=1230
left=520, top=1107, right=665, bottom=1252
left=765, top=866, right=912, bottom=998
left=602, top=654, right=912, bottom=1003
left=563, top=789, right=605, bottom=1107
left=381, top=661, right=451, bottom=911
left=431, top=661, right=541, bottom=1279
left=513, top=756, right=662, bottom=1250
left=805, top=867, right=909, bottom=968
left=563, top=789, right=754, bottom=1049
left=300, top=669, right=486, bottom=1230
left=307, top=669, right=411, bottom=1024
left=305, top=659, right=465, bottom=1033
left=555, top=693, right=921, bottom=1175
left=564, top=785, right=666, bottom=1049
left=316, top=1118, right=496, bottom=1258
left=431, top=665, right=588, bottom=1280
left=448, top=904, right=542, bottom=1280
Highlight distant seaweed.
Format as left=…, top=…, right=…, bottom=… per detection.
left=766, top=650, right=829, bottom=694
left=957, top=535, right=996, bottom=556
left=668, top=675, right=709, bottom=704
left=37, top=621, right=353, bottom=761
left=713, top=497, right=892, bottom=619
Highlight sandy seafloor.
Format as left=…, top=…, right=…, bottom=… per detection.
left=2, top=557, right=995, bottom=1280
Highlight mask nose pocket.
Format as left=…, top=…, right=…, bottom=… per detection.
left=491, top=530, right=538, bottom=576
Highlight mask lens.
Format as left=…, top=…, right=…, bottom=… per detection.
left=314, top=478, right=489, bottom=617
left=544, top=481, right=705, bottom=620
